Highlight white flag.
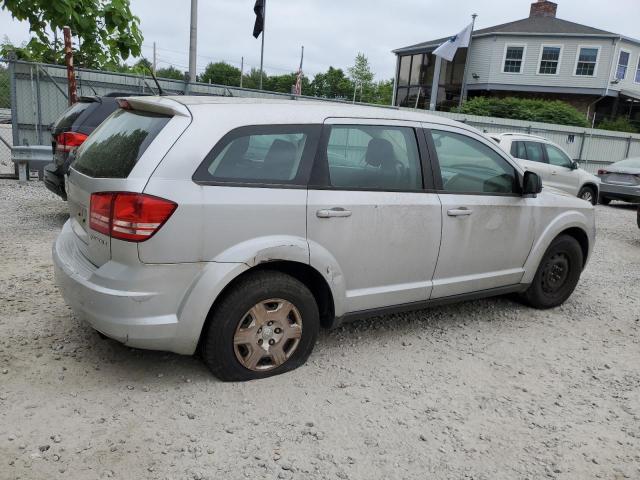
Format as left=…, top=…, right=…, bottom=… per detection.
left=433, top=23, right=473, bottom=62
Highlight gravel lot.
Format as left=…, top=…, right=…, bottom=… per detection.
left=1, top=180, right=639, bottom=480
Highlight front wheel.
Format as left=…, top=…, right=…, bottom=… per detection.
left=578, top=186, right=597, bottom=205
left=200, top=270, right=319, bottom=381
left=520, top=235, right=584, bottom=309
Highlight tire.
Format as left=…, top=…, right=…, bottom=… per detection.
left=578, top=186, right=597, bottom=205
left=200, top=270, right=319, bottom=382
left=520, top=235, right=584, bottom=310
left=598, top=195, right=611, bottom=206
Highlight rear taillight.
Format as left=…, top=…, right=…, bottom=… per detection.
left=56, top=131, right=88, bottom=152
left=597, top=169, right=608, bottom=176
left=89, top=192, right=177, bottom=242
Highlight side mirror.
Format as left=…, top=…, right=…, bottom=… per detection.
left=523, top=171, right=543, bottom=196
left=571, top=161, right=579, bottom=170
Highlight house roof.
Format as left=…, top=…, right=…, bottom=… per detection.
left=394, top=15, right=628, bottom=55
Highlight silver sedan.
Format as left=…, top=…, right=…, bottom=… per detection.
left=598, top=158, right=640, bottom=205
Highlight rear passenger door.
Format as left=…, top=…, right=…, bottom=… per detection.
left=306, top=119, right=442, bottom=315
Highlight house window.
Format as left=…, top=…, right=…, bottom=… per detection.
left=504, top=46, right=525, bottom=73
left=539, top=46, right=561, bottom=74
left=616, top=51, right=630, bottom=80
left=576, top=47, right=598, bottom=76
left=636, top=56, right=640, bottom=84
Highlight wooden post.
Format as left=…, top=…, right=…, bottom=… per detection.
left=63, top=26, right=77, bottom=105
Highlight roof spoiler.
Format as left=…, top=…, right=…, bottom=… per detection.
left=116, top=96, right=191, bottom=117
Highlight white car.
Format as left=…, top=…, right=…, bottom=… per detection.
left=53, top=98, right=596, bottom=381
left=491, top=133, right=600, bottom=205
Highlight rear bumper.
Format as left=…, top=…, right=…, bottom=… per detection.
left=599, top=183, right=640, bottom=202
left=44, top=163, right=66, bottom=200
left=53, top=221, right=209, bottom=354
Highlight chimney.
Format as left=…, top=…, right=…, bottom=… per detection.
left=530, top=0, right=558, bottom=18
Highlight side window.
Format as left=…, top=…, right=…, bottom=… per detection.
left=545, top=144, right=573, bottom=168
left=194, top=125, right=317, bottom=184
left=523, top=141, right=546, bottom=163
left=324, top=125, right=422, bottom=191
left=431, top=130, right=518, bottom=194
left=511, top=141, right=528, bottom=160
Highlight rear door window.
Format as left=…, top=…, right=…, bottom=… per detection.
left=193, top=125, right=320, bottom=186
left=72, top=109, right=170, bottom=178
left=523, top=141, right=546, bottom=163
left=322, top=125, right=422, bottom=191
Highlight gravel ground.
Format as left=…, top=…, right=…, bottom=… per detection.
left=1, top=180, right=639, bottom=480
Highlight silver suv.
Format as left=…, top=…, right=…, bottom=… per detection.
left=54, top=97, right=596, bottom=381
left=491, top=133, right=600, bottom=205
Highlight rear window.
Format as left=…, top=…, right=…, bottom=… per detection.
left=53, top=101, right=93, bottom=132
left=72, top=109, right=170, bottom=178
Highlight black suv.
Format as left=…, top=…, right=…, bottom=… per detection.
left=44, top=93, right=142, bottom=199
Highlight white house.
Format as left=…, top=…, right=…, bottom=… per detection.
left=393, top=0, right=640, bottom=123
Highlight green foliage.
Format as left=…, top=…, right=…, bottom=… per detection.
left=596, top=117, right=639, bottom=133
left=155, top=65, right=184, bottom=81
left=0, top=64, right=9, bottom=108
left=310, top=67, right=354, bottom=100
left=0, top=0, right=143, bottom=68
left=348, top=53, right=374, bottom=89
left=241, top=68, right=268, bottom=90
left=199, top=62, right=241, bottom=87
left=455, top=97, right=588, bottom=127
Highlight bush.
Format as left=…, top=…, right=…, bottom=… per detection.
left=455, top=97, right=588, bottom=127
left=596, top=117, right=639, bottom=134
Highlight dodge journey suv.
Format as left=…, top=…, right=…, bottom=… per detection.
left=54, top=97, right=596, bottom=381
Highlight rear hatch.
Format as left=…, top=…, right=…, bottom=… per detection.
left=66, top=98, right=189, bottom=267
left=599, top=170, right=640, bottom=186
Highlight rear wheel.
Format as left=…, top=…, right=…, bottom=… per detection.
left=520, top=235, right=583, bottom=309
left=598, top=195, right=611, bottom=205
left=200, top=270, right=319, bottom=381
left=578, top=186, right=597, bottom=205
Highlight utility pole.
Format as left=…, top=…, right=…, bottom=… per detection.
left=152, top=41, right=157, bottom=74
left=259, top=0, right=266, bottom=89
left=240, top=56, right=244, bottom=88
left=188, top=0, right=198, bottom=83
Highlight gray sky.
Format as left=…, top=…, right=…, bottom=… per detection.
left=1, top=0, right=639, bottom=80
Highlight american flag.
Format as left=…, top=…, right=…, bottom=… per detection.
left=293, top=46, right=304, bottom=96
left=293, top=69, right=303, bottom=96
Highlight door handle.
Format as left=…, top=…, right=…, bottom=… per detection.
left=447, top=208, right=473, bottom=217
left=316, top=208, right=352, bottom=218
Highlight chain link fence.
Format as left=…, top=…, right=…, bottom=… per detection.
left=0, top=59, right=13, bottom=175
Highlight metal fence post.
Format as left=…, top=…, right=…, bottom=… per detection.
left=578, top=131, right=586, bottom=161
left=8, top=55, right=19, bottom=177
left=625, top=136, right=632, bottom=159
left=35, top=64, right=43, bottom=145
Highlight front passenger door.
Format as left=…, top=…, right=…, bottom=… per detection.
left=426, top=127, right=535, bottom=298
left=545, top=144, right=580, bottom=195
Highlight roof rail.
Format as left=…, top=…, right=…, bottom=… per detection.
left=495, top=132, right=549, bottom=141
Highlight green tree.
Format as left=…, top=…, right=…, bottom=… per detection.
left=130, top=57, right=152, bottom=75
left=363, top=79, right=394, bottom=105
left=0, top=0, right=143, bottom=68
left=348, top=53, right=374, bottom=102
left=155, top=65, right=184, bottom=81
left=199, top=62, right=241, bottom=87
left=264, top=72, right=310, bottom=94
left=242, top=68, right=268, bottom=90
left=310, top=66, right=354, bottom=100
